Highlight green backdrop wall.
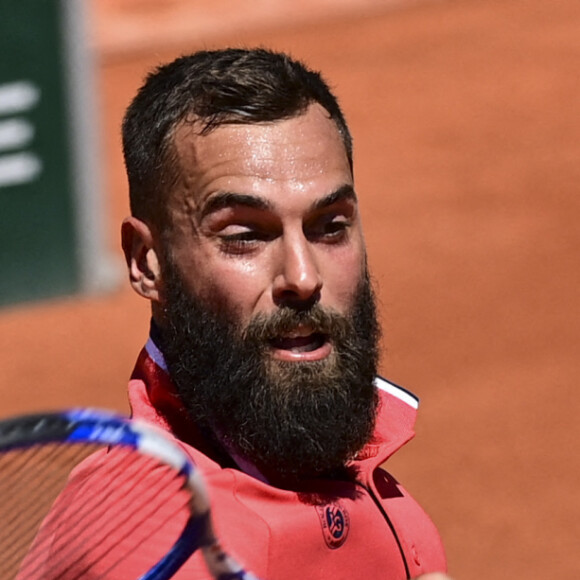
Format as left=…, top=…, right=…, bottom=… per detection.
left=0, top=0, right=114, bottom=307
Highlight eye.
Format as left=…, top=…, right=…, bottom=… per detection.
left=306, top=215, right=351, bottom=243
left=323, top=220, right=349, bottom=235
left=218, top=226, right=274, bottom=254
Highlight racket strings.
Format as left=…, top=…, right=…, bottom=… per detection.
left=1, top=445, right=63, bottom=547
left=1, top=442, right=193, bottom=580
left=93, top=486, right=191, bottom=580
left=20, top=446, right=153, bottom=578
left=0, top=443, right=100, bottom=578
left=45, top=453, right=190, bottom=579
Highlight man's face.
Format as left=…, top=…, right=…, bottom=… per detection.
left=161, top=103, right=366, bottom=355
left=155, top=104, right=379, bottom=483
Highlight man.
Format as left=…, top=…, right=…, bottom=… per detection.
left=116, top=47, right=449, bottom=579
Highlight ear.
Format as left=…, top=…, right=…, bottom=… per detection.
left=121, top=216, right=162, bottom=302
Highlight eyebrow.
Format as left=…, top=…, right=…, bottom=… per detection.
left=200, top=192, right=273, bottom=218
left=310, top=184, right=357, bottom=212
left=199, top=184, right=356, bottom=218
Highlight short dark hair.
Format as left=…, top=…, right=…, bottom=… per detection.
left=122, top=48, right=353, bottom=227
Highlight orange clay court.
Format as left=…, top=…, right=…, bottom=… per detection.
left=0, top=1, right=579, bottom=578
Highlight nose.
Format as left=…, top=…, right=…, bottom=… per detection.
left=272, top=233, right=322, bottom=308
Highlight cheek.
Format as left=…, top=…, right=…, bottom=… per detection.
left=321, top=247, right=366, bottom=310
left=187, top=257, right=270, bottom=319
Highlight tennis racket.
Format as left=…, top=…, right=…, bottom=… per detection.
left=0, top=408, right=260, bottom=580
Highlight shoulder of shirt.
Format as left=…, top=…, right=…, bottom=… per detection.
left=374, top=375, right=419, bottom=410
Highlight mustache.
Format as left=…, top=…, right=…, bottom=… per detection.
left=242, top=305, right=351, bottom=343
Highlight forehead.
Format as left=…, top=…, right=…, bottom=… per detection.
left=169, top=104, right=353, bottom=211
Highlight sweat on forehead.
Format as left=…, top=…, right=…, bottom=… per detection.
left=165, top=104, right=353, bottom=221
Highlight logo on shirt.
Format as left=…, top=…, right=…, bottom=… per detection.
left=316, top=502, right=350, bottom=549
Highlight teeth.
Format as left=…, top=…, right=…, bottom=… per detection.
left=292, top=342, right=315, bottom=353
left=270, top=333, right=325, bottom=352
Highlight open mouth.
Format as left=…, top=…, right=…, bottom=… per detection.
left=267, top=327, right=332, bottom=361
left=269, top=332, right=327, bottom=353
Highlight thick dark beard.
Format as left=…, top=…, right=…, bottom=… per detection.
left=158, top=263, right=380, bottom=484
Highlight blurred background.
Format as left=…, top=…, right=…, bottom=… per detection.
left=1, top=0, right=579, bottom=578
